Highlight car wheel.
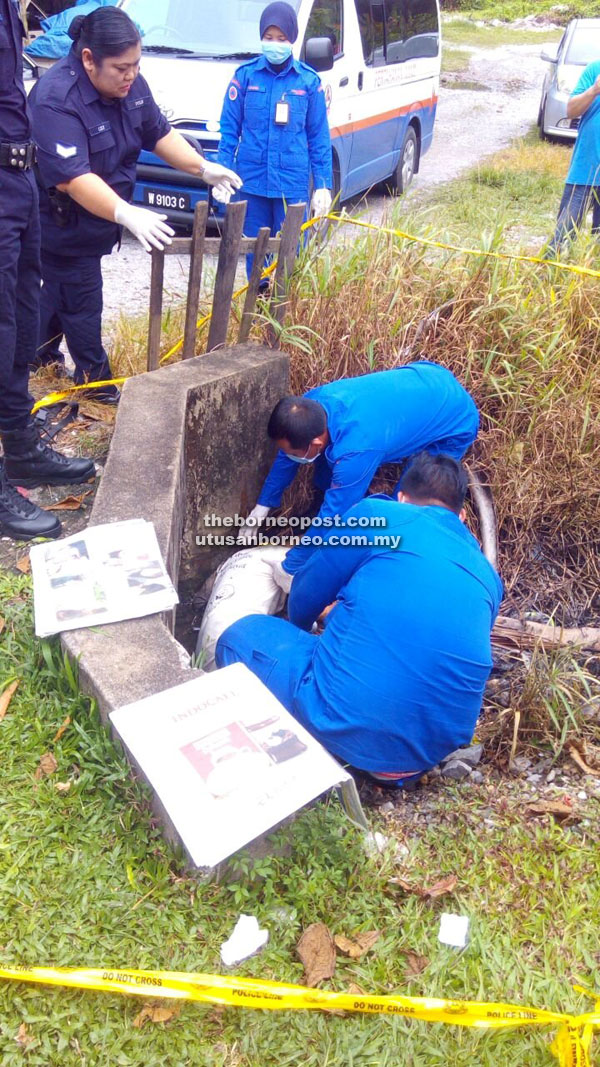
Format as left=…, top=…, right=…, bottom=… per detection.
left=387, top=126, right=418, bottom=196
left=538, top=98, right=549, bottom=141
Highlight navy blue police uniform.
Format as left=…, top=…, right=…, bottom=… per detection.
left=217, top=54, right=332, bottom=276
left=0, top=0, right=39, bottom=431
left=29, top=50, right=170, bottom=392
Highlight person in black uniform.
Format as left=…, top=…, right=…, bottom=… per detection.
left=29, top=6, right=242, bottom=400
left=0, top=0, right=95, bottom=540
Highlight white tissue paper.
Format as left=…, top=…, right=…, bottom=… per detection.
left=220, top=914, right=269, bottom=966
left=438, top=913, right=470, bottom=948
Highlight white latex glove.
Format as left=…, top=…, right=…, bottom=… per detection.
left=311, top=188, right=332, bottom=217
left=114, top=200, right=175, bottom=252
left=237, top=504, right=270, bottom=543
left=269, top=559, right=293, bottom=595
left=201, top=160, right=243, bottom=197
left=212, top=184, right=232, bottom=205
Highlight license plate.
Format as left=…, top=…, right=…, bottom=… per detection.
left=143, top=188, right=191, bottom=211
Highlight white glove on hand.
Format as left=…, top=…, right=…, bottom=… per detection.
left=269, top=559, right=293, bottom=595
left=237, top=504, right=270, bottom=543
left=311, top=188, right=332, bottom=217
left=212, top=184, right=232, bottom=205
left=201, top=161, right=243, bottom=199
left=114, top=200, right=175, bottom=252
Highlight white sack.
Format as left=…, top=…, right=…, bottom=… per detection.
left=195, top=546, right=288, bottom=670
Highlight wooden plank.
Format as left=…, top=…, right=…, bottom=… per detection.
left=238, top=227, right=272, bottom=343
left=166, top=235, right=281, bottom=256
left=182, top=201, right=208, bottom=360
left=269, top=203, right=306, bottom=339
left=146, top=248, right=165, bottom=371
left=206, top=200, right=247, bottom=353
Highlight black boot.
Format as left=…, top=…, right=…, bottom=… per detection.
left=0, top=463, right=61, bottom=540
left=1, top=420, right=96, bottom=489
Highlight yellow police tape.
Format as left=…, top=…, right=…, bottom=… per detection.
left=0, top=965, right=598, bottom=1065
left=30, top=209, right=600, bottom=414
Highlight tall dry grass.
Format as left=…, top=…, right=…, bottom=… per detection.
left=262, top=221, right=600, bottom=625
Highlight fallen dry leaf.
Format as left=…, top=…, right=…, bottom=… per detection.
left=55, top=782, right=72, bottom=795
left=393, top=874, right=458, bottom=899
left=133, top=1004, right=178, bottom=1028
left=0, top=679, right=19, bottom=721
left=0, top=616, right=5, bottom=635
left=346, top=982, right=366, bottom=996
left=297, top=923, right=336, bottom=987
left=15, top=555, right=30, bottom=573
left=34, top=751, right=58, bottom=780
left=423, top=875, right=459, bottom=899
left=527, top=799, right=578, bottom=821
left=15, top=1022, right=34, bottom=1049
left=334, top=931, right=380, bottom=959
left=44, top=491, right=92, bottom=512
left=569, top=743, right=600, bottom=777
left=52, top=715, right=71, bottom=742
left=403, top=951, right=430, bottom=977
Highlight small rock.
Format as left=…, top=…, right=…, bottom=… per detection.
left=380, top=801, right=395, bottom=814
left=364, top=831, right=389, bottom=856
left=470, top=770, right=484, bottom=785
left=441, top=759, right=472, bottom=780
left=441, top=744, right=483, bottom=769
left=527, top=774, right=541, bottom=784
left=577, top=791, right=587, bottom=801
left=509, top=756, right=532, bottom=774
left=546, top=769, right=556, bottom=783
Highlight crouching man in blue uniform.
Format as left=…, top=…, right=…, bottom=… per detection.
left=0, top=0, right=95, bottom=540
left=239, top=361, right=479, bottom=591
left=217, top=453, right=503, bottom=785
left=216, top=1, right=332, bottom=277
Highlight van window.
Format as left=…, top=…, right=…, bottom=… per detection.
left=384, top=0, right=405, bottom=64
left=354, top=0, right=385, bottom=66
left=404, top=0, right=439, bottom=59
left=123, top=0, right=301, bottom=56
left=305, top=0, right=343, bottom=56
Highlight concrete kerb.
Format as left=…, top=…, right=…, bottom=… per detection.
left=59, top=343, right=290, bottom=857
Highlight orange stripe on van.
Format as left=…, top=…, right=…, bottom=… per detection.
left=330, top=94, right=438, bottom=140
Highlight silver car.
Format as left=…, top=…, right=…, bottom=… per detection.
left=538, top=18, right=600, bottom=140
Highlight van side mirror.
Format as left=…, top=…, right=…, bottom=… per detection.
left=304, top=36, right=334, bottom=73
left=540, top=46, right=558, bottom=63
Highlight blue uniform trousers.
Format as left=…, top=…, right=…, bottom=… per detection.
left=0, top=168, right=38, bottom=431
left=243, top=194, right=306, bottom=281
left=39, top=252, right=112, bottom=385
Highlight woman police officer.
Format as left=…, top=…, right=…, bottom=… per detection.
left=29, top=6, right=242, bottom=400
left=216, top=1, right=332, bottom=279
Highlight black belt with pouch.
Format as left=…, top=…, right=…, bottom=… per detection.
left=0, top=140, right=36, bottom=170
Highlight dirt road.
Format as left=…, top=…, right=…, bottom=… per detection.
left=99, top=37, right=553, bottom=327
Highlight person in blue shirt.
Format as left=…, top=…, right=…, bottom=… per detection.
left=239, top=361, right=479, bottom=589
left=549, top=60, right=600, bottom=251
left=0, top=0, right=95, bottom=541
left=29, top=6, right=241, bottom=400
left=216, top=452, right=503, bottom=784
left=215, top=1, right=333, bottom=278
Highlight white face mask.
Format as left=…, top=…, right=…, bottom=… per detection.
left=286, top=445, right=320, bottom=464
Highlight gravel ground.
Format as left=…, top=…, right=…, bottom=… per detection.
left=101, top=38, right=554, bottom=327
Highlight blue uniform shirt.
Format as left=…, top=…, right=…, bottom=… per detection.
left=567, top=61, right=600, bottom=187
left=288, top=497, right=503, bottom=774
left=258, top=361, right=479, bottom=574
left=217, top=54, right=332, bottom=199
left=0, top=0, right=30, bottom=141
left=30, top=49, right=170, bottom=256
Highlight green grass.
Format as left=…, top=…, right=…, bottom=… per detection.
left=441, top=44, right=472, bottom=75
left=442, top=0, right=600, bottom=22
left=442, top=19, right=563, bottom=47
left=1, top=575, right=600, bottom=1064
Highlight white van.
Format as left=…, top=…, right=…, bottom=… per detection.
left=119, top=0, right=441, bottom=223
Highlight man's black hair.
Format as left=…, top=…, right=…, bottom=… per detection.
left=399, top=452, right=468, bottom=514
left=267, top=396, right=327, bottom=448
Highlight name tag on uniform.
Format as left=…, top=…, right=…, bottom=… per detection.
left=275, top=101, right=290, bottom=126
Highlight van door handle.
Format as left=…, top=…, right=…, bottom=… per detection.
left=358, top=72, right=363, bottom=90
left=339, top=75, right=349, bottom=86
